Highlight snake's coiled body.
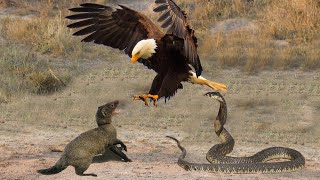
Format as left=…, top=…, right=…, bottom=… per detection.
left=167, top=92, right=305, bottom=173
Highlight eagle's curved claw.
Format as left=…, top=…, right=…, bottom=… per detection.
left=147, top=94, right=158, bottom=107
left=133, top=95, right=149, bottom=106
left=132, top=94, right=158, bottom=107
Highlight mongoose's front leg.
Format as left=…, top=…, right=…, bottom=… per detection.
left=113, top=139, right=127, bottom=151
left=109, top=145, right=132, bottom=162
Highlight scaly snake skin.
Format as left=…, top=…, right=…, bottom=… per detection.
left=167, top=92, right=305, bottom=173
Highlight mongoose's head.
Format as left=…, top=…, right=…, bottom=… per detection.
left=96, top=100, right=120, bottom=126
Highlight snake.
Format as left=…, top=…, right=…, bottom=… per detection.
left=167, top=92, right=305, bottom=173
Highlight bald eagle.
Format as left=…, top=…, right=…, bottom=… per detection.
left=66, top=0, right=227, bottom=106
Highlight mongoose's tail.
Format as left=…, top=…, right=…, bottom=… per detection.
left=37, top=158, right=67, bottom=175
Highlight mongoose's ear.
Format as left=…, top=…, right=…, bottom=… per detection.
left=101, top=107, right=108, bottom=117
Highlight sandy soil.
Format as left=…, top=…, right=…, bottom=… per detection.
left=1, top=58, right=320, bottom=179
left=0, top=1, right=320, bottom=179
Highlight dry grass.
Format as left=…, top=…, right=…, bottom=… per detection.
left=262, top=0, right=319, bottom=43
left=1, top=0, right=114, bottom=58
left=234, top=95, right=277, bottom=110
left=0, top=0, right=319, bottom=99
left=28, top=68, right=68, bottom=94
left=0, top=44, right=72, bottom=99
left=142, top=0, right=320, bottom=72
left=0, top=0, right=116, bottom=99
left=175, top=0, right=267, bottom=27
left=0, top=89, right=10, bottom=104
left=2, top=0, right=319, bottom=73
left=175, top=0, right=320, bottom=72
left=1, top=10, right=87, bottom=58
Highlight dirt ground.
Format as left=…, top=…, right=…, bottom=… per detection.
left=0, top=1, right=320, bottom=179
left=0, top=56, right=320, bottom=179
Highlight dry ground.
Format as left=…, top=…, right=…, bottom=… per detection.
left=0, top=0, right=320, bottom=179
left=0, top=56, right=320, bottom=179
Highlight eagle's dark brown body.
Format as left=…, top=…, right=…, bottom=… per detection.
left=142, top=35, right=191, bottom=98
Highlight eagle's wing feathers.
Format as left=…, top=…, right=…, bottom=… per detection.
left=66, top=3, right=164, bottom=58
left=154, top=0, right=202, bottom=76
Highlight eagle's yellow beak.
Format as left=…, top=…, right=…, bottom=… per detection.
left=131, top=54, right=139, bottom=64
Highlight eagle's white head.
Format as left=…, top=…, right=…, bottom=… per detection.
left=131, top=39, right=157, bottom=63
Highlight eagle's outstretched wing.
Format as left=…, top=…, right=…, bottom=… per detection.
left=66, top=3, right=164, bottom=57
left=154, top=0, right=202, bottom=76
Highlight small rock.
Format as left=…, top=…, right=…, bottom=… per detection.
left=49, top=146, right=63, bottom=152
left=211, top=18, right=257, bottom=33
left=273, top=40, right=290, bottom=48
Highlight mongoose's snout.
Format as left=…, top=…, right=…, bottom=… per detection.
left=110, top=100, right=121, bottom=115
left=113, top=108, right=122, bottom=115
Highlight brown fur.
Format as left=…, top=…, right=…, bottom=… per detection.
left=37, top=100, right=131, bottom=177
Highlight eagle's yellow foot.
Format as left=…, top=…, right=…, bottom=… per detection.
left=132, top=94, right=159, bottom=106
left=147, top=94, right=159, bottom=107
left=133, top=94, right=149, bottom=106
left=189, top=72, right=227, bottom=92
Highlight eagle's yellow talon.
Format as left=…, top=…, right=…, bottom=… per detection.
left=132, top=94, right=149, bottom=106
left=132, top=94, right=158, bottom=107
left=144, top=99, right=149, bottom=106
left=133, top=97, right=141, bottom=101
left=147, top=94, right=158, bottom=107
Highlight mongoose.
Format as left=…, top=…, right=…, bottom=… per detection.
left=37, top=100, right=131, bottom=177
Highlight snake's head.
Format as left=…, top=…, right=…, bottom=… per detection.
left=204, top=92, right=225, bottom=103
